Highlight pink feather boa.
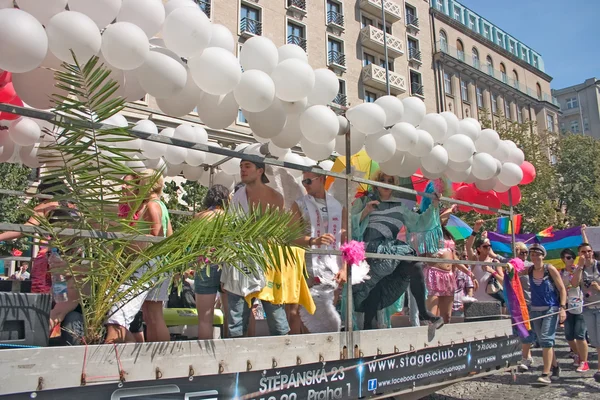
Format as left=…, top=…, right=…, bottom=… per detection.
left=340, top=240, right=366, bottom=266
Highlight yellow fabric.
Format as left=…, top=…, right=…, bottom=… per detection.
left=244, top=247, right=316, bottom=315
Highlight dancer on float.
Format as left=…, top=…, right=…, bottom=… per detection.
left=105, top=170, right=173, bottom=343
left=350, top=170, right=444, bottom=330
left=288, top=167, right=347, bottom=333
left=221, top=160, right=290, bottom=337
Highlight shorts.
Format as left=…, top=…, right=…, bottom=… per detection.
left=129, top=311, right=144, bottom=334
left=194, top=265, right=221, bottom=295
left=530, top=307, right=559, bottom=348
left=106, top=259, right=171, bottom=328
left=564, top=311, right=587, bottom=341
left=424, top=266, right=455, bottom=297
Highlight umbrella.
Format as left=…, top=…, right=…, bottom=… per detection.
left=445, top=215, right=473, bottom=241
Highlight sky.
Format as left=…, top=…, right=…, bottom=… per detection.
left=458, top=0, right=599, bottom=89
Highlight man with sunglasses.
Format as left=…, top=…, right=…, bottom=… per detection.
left=572, top=242, right=600, bottom=381
left=289, top=168, right=347, bottom=333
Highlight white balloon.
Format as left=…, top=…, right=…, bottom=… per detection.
left=299, top=105, right=339, bottom=145
left=234, top=70, right=275, bottom=113
left=268, top=142, right=289, bottom=158
left=474, top=128, right=500, bottom=153
left=448, top=157, right=472, bottom=172
left=335, top=126, right=365, bottom=156
left=421, top=145, right=448, bottom=174
left=213, top=170, right=235, bottom=191
left=164, top=0, right=196, bottom=16
left=134, top=51, right=187, bottom=99
left=102, top=113, right=128, bottom=128
left=19, top=144, right=42, bottom=168
left=16, top=0, right=67, bottom=25
left=440, top=111, right=459, bottom=137
left=271, top=59, right=315, bottom=102
left=68, top=0, right=122, bottom=29
left=0, top=9, right=48, bottom=73
left=497, top=162, right=523, bottom=187
left=197, top=92, right=239, bottom=130
left=307, top=68, right=338, bottom=106
left=163, top=127, right=188, bottom=164
left=221, top=158, right=241, bottom=175
left=143, top=156, right=165, bottom=170
left=401, top=97, right=426, bottom=126
left=507, top=147, right=525, bottom=166
left=204, top=142, right=224, bottom=166
left=0, top=0, right=12, bottom=7
left=412, top=129, right=434, bottom=157
left=185, top=149, right=206, bottom=167
left=458, top=119, right=481, bottom=141
left=318, top=159, right=334, bottom=171
left=390, top=122, right=419, bottom=152
left=444, top=134, right=475, bottom=163
left=475, top=177, right=497, bottom=192
left=140, top=123, right=167, bottom=160
left=47, top=11, right=101, bottom=64
left=245, top=99, right=287, bottom=139
left=253, top=134, right=269, bottom=144
left=165, top=162, right=183, bottom=177
left=278, top=44, right=308, bottom=63
left=122, top=70, right=147, bottom=102
left=156, top=69, right=203, bottom=117
left=101, top=22, right=149, bottom=70
left=134, top=119, right=158, bottom=134
left=494, top=158, right=502, bottom=177
left=463, top=117, right=482, bottom=131
left=493, top=180, right=510, bottom=193
left=280, top=152, right=305, bottom=178
left=281, top=98, right=307, bottom=115
left=444, top=166, right=472, bottom=183
left=0, top=140, right=15, bottom=163
left=189, top=47, right=241, bottom=95
left=117, top=0, right=165, bottom=38
left=418, top=113, right=448, bottom=143
left=12, top=63, right=68, bottom=109
left=301, top=138, right=335, bottom=161
left=181, top=163, right=202, bottom=180
left=9, top=118, right=40, bottom=146
left=491, top=140, right=510, bottom=163
left=240, top=36, right=279, bottom=74
left=472, top=152, right=497, bottom=180
left=365, top=130, right=396, bottom=163
left=375, top=95, right=404, bottom=126
left=271, top=115, right=303, bottom=149
left=163, top=6, right=211, bottom=58
left=346, top=103, right=386, bottom=135
left=208, top=24, right=235, bottom=53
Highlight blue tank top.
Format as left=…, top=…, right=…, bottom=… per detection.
left=529, top=265, right=559, bottom=308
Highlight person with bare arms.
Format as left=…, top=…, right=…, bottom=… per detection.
left=221, top=160, right=290, bottom=337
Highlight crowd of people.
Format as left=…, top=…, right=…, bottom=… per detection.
left=1, top=160, right=599, bottom=384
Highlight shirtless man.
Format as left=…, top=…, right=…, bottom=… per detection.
left=222, top=160, right=289, bottom=337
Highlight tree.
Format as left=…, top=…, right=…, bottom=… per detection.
left=0, top=164, right=34, bottom=255
left=162, top=180, right=207, bottom=230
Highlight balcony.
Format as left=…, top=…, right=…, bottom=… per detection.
left=434, top=42, right=560, bottom=108
left=287, top=0, right=307, bottom=17
left=408, top=48, right=422, bottom=64
left=195, top=0, right=211, bottom=18
left=240, top=17, right=262, bottom=37
left=411, top=82, right=424, bottom=97
left=332, top=93, right=347, bottom=107
left=361, top=63, right=406, bottom=95
left=359, top=0, right=402, bottom=23
left=326, top=10, right=344, bottom=30
left=328, top=50, right=346, bottom=71
left=360, top=25, right=404, bottom=58
left=406, top=15, right=419, bottom=31
left=288, top=35, right=307, bottom=52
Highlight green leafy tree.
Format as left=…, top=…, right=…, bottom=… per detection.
left=0, top=164, right=34, bottom=255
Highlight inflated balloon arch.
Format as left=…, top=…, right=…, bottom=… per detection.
left=0, top=0, right=535, bottom=210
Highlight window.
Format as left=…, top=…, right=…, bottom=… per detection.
left=379, top=58, right=394, bottom=72
left=517, top=105, right=522, bottom=123
left=334, top=79, right=347, bottom=106
left=500, top=63, right=507, bottom=83
left=327, top=0, right=343, bottom=26
left=476, top=87, right=483, bottom=107
left=405, top=4, right=417, bottom=25
left=460, top=80, right=468, bottom=102
left=456, top=39, right=464, bottom=61
left=546, top=113, right=554, bottom=132
left=453, top=7, right=461, bottom=21
left=444, top=72, right=452, bottom=94
left=491, top=93, right=497, bottom=113
left=365, top=90, right=377, bottom=103
left=407, top=37, right=420, bottom=60
left=363, top=52, right=375, bottom=66
left=472, top=47, right=480, bottom=69
left=469, top=15, right=476, bottom=30
left=536, top=83, right=542, bottom=100
left=328, top=37, right=344, bottom=67
left=287, top=21, right=306, bottom=51
left=410, top=70, right=423, bottom=96
left=361, top=16, right=373, bottom=28
left=439, top=30, right=448, bottom=52
left=532, top=55, right=539, bottom=68
left=483, top=25, right=490, bottom=39
left=496, top=31, right=503, bottom=46
left=566, top=97, right=578, bottom=109
left=378, top=22, right=392, bottom=34
left=571, top=120, right=580, bottom=133
left=584, top=118, right=590, bottom=131
left=513, top=70, right=519, bottom=89
left=327, top=0, right=341, bottom=14
left=509, top=41, right=515, bottom=54
left=486, top=56, right=494, bottom=76
left=504, top=98, right=510, bottom=117
left=237, top=109, right=248, bottom=125
left=436, top=0, right=444, bottom=11
left=240, top=4, right=261, bottom=35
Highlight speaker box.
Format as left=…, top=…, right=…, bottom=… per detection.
left=463, top=301, right=502, bottom=322
left=0, top=292, right=51, bottom=348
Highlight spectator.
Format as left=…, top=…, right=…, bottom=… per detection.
left=465, top=220, right=504, bottom=303
left=11, top=263, right=30, bottom=280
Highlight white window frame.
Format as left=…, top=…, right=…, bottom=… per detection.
left=566, top=97, right=578, bottom=109
left=546, top=113, right=554, bottom=132
left=476, top=87, right=483, bottom=108
left=453, top=7, right=461, bottom=21
left=517, top=105, right=522, bottom=123
left=584, top=117, right=590, bottom=131
left=363, top=51, right=376, bottom=66
left=460, top=80, right=468, bottom=102
left=444, top=72, right=452, bottom=95
left=405, top=3, right=417, bottom=23
left=239, top=1, right=262, bottom=37
left=327, top=35, right=345, bottom=68
left=570, top=120, right=580, bottom=133
left=325, top=0, right=344, bottom=27
left=504, top=98, right=510, bottom=118
left=409, top=68, right=423, bottom=97
left=364, top=89, right=378, bottom=103
left=468, top=15, right=476, bottom=30
left=491, top=93, right=497, bottom=113
left=436, top=0, right=444, bottom=11
left=483, top=25, right=490, bottom=39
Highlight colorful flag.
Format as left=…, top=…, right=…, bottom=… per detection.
left=445, top=215, right=473, bottom=241
left=496, top=215, right=522, bottom=234
left=536, top=226, right=554, bottom=238
left=487, top=226, right=582, bottom=269
left=503, top=266, right=531, bottom=338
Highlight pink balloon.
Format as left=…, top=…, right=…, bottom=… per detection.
left=497, top=186, right=522, bottom=206
left=0, top=71, right=11, bottom=87
left=0, top=82, right=16, bottom=103
left=0, top=96, right=24, bottom=121
left=520, top=161, right=536, bottom=185
left=474, top=191, right=501, bottom=215
left=454, top=184, right=477, bottom=212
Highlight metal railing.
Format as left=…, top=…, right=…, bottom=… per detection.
left=411, top=82, right=424, bottom=96
left=406, top=15, right=419, bottom=28
left=287, top=35, right=307, bottom=51
left=195, top=0, right=211, bottom=18
left=326, top=10, right=344, bottom=27
left=240, top=17, right=262, bottom=36
left=328, top=50, right=346, bottom=67
left=332, top=93, right=347, bottom=107
left=408, top=47, right=421, bottom=61
left=287, top=0, right=306, bottom=11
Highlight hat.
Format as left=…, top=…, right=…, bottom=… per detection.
left=245, top=160, right=270, bottom=184
left=528, top=243, right=547, bottom=257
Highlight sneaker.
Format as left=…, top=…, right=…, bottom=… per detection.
left=537, top=375, right=551, bottom=384
left=576, top=362, right=589, bottom=372
left=551, top=364, right=561, bottom=378
left=594, top=371, right=600, bottom=382
left=429, top=316, right=444, bottom=330
left=518, top=357, right=534, bottom=372
left=572, top=355, right=580, bottom=367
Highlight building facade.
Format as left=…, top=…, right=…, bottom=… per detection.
left=552, top=78, right=600, bottom=138
left=429, top=0, right=559, bottom=133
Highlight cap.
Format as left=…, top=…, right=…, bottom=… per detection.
left=528, top=243, right=547, bottom=257
left=245, top=160, right=270, bottom=184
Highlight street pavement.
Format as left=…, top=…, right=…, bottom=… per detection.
left=424, top=327, right=600, bottom=399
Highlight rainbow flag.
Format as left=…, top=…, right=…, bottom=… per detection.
left=488, top=226, right=582, bottom=269
left=503, top=268, right=531, bottom=338
left=496, top=215, right=522, bottom=234
left=536, top=226, right=554, bottom=238
left=445, top=215, right=473, bottom=241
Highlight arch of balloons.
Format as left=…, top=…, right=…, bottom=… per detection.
left=0, top=0, right=536, bottom=210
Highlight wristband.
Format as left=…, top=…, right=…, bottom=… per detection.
left=308, top=237, right=315, bottom=246
left=470, top=232, right=477, bottom=237
left=560, top=305, right=567, bottom=310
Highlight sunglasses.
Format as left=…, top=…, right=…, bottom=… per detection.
left=519, top=251, right=528, bottom=255
left=481, top=245, right=491, bottom=249
left=563, top=256, right=573, bottom=260
left=302, top=178, right=320, bottom=186
left=529, top=250, right=543, bottom=256
left=378, top=178, right=396, bottom=184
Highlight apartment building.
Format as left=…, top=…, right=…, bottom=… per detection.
left=429, top=0, right=559, bottom=133
left=552, top=78, right=600, bottom=138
